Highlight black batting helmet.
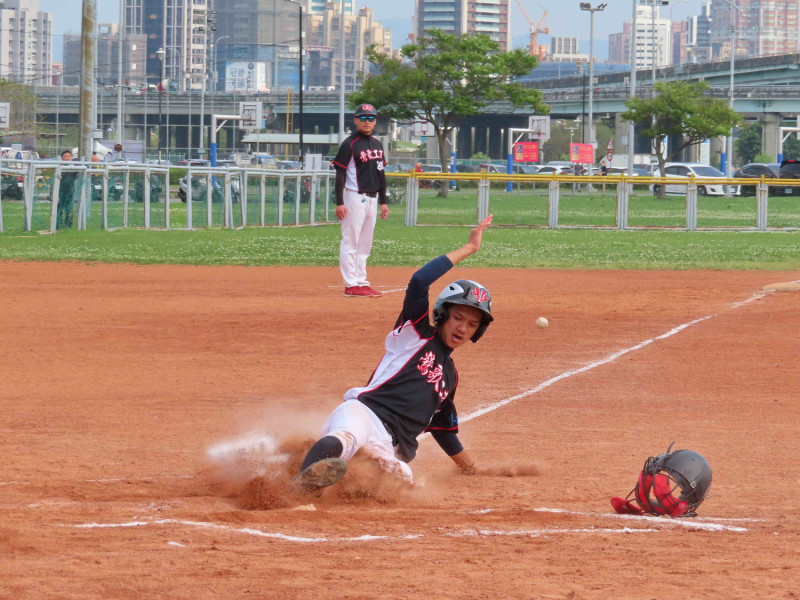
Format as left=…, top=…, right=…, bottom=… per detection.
left=432, top=279, right=493, bottom=342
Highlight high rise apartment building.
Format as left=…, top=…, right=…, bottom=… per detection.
left=124, top=0, right=213, bottom=91
left=607, top=5, right=671, bottom=69
left=549, top=37, right=587, bottom=63
left=306, top=0, right=355, bottom=15
left=63, top=24, right=147, bottom=87
left=686, top=2, right=712, bottom=63
left=710, top=0, right=799, bottom=59
left=213, top=0, right=303, bottom=92
left=414, top=0, right=511, bottom=50
left=306, top=6, right=391, bottom=91
left=0, top=0, right=52, bottom=85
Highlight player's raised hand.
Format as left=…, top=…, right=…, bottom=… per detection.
left=467, top=214, right=493, bottom=252
left=446, top=214, right=493, bottom=266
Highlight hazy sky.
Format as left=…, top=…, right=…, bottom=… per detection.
left=42, top=0, right=709, bottom=59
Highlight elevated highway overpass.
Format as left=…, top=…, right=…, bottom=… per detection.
left=31, top=53, right=800, bottom=160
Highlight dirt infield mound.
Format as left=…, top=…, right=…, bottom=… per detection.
left=1, top=261, right=798, bottom=599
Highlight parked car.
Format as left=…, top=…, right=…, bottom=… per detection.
left=276, top=160, right=302, bottom=170
left=775, top=159, right=800, bottom=196
left=514, top=164, right=540, bottom=175
left=608, top=166, right=644, bottom=176
left=650, top=163, right=739, bottom=196
left=384, top=164, right=413, bottom=173
left=536, top=165, right=572, bottom=175
left=733, top=163, right=779, bottom=196
left=178, top=159, right=209, bottom=167
left=454, top=163, right=479, bottom=173
left=253, top=154, right=279, bottom=168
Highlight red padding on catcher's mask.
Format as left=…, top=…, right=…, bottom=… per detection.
left=652, top=474, right=690, bottom=517
left=635, top=472, right=657, bottom=513
left=611, top=497, right=643, bottom=515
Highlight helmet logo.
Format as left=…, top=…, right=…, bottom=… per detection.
left=472, top=287, right=488, bottom=303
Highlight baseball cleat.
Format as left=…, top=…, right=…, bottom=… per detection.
left=292, top=458, right=348, bottom=493
left=364, top=286, right=383, bottom=297
left=344, top=286, right=373, bottom=297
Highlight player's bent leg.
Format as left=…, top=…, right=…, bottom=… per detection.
left=300, top=435, right=344, bottom=471
left=292, top=457, right=348, bottom=493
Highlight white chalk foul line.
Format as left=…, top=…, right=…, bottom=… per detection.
left=461, top=290, right=773, bottom=424
left=66, top=504, right=749, bottom=544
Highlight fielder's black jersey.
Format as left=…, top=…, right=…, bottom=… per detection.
left=345, top=255, right=459, bottom=463
left=332, top=132, right=387, bottom=195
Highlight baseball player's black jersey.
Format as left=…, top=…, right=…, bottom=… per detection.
left=332, top=132, right=387, bottom=196
left=344, top=255, right=459, bottom=462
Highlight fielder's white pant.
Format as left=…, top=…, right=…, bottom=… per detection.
left=339, top=188, right=378, bottom=288
left=321, top=399, right=413, bottom=483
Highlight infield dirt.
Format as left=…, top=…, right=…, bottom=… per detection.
left=1, top=261, right=798, bottom=599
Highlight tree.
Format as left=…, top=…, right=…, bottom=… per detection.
left=735, top=123, right=762, bottom=164
left=350, top=30, right=549, bottom=197
left=0, top=78, right=40, bottom=144
left=621, top=81, right=741, bottom=195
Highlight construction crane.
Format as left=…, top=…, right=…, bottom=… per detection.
left=514, top=0, right=549, bottom=60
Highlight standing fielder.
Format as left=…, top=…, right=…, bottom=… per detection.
left=294, top=215, right=495, bottom=493
left=332, top=103, right=388, bottom=298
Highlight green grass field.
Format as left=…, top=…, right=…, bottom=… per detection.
left=2, top=185, right=800, bottom=270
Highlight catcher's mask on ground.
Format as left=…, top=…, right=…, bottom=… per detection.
left=611, top=443, right=712, bottom=517
left=433, top=279, right=493, bottom=343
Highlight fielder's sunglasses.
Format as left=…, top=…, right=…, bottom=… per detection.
left=358, top=115, right=376, bottom=122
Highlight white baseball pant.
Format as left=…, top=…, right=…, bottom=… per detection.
left=321, top=399, right=413, bottom=483
left=339, top=188, right=378, bottom=288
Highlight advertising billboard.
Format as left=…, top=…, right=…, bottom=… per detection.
left=225, top=62, right=270, bottom=93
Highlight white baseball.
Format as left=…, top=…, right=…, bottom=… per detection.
left=536, top=317, right=549, bottom=329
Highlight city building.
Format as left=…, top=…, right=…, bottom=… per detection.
left=686, top=2, right=713, bottom=63
left=0, top=0, right=52, bottom=86
left=63, top=24, right=147, bottom=88
left=710, top=0, right=799, bottom=60
left=124, top=0, right=213, bottom=91
left=306, top=5, right=392, bottom=92
left=213, top=0, right=302, bottom=92
left=607, top=5, right=671, bottom=70
left=550, top=37, right=587, bottom=63
left=306, top=0, right=355, bottom=15
left=414, top=0, right=511, bottom=51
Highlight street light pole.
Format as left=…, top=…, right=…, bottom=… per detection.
left=580, top=2, right=606, bottom=169
left=116, top=0, right=124, bottom=144
left=157, top=47, right=165, bottom=159
left=285, top=0, right=304, bottom=164
left=626, top=0, right=637, bottom=175
left=722, top=0, right=741, bottom=196
left=339, top=0, right=346, bottom=143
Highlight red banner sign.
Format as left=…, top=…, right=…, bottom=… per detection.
left=513, top=141, right=539, bottom=162
left=569, top=143, right=594, bottom=164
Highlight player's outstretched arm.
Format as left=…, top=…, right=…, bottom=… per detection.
left=451, top=449, right=476, bottom=475
left=445, top=214, right=493, bottom=266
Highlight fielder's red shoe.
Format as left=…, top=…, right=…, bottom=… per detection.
left=363, top=286, right=383, bottom=297
left=344, top=286, right=372, bottom=297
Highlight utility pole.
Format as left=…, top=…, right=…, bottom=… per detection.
left=79, top=0, right=97, bottom=161
left=116, top=0, right=124, bottom=144
left=339, top=0, right=346, bottom=142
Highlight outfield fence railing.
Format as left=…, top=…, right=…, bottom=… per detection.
left=390, top=171, right=800, bottom=231
left=1, top=161, right=799, bottom=233
left=0, top=159, right=337, bottom=234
